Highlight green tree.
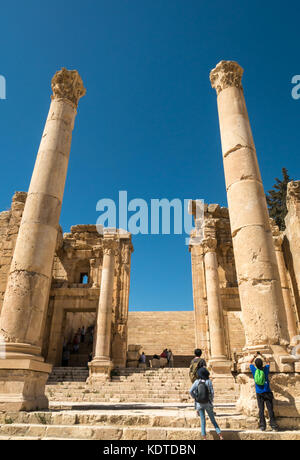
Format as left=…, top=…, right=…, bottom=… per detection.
left=266, top=168, right=292, bottom=231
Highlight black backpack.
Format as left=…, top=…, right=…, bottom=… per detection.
left=195, top=380, right=210, bottom=404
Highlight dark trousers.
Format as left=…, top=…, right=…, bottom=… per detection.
left=256, top=392, right=277, bottom=429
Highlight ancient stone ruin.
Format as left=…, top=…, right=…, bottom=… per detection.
left=0, top=62, right=299, bottom=439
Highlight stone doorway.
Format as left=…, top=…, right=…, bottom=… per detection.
left=62, top=311, right=96, bottom=367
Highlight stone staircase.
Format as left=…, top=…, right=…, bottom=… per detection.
left=1, top=403, right=300, bottom=440
left=46, top=367, right=240, bottom=404
left=47, top=367, right=89, bottom=383
left=1, top=367, right=296, bottom=440
left=68, top=341, right=93, bottom=367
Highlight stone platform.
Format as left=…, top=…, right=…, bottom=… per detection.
left=46, top=367, right=239, bottom=404
left=1, top=402, right=300, bottom=440
left=1, top=367, right=300, bottom=440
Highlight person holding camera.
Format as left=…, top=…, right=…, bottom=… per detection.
left=248, top=351, right=279, bottom=432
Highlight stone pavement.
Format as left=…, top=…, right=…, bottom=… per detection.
left=0, top=402, right=300, bottom=440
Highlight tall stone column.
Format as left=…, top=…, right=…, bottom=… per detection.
left=285, top=181, right=300, bottom=306
left=88, top=236, right=119, bottom=382
left=210, top=61, right=290, bottom=370
left=189, top=201, right=210, bottom=355
left=203, top=237, right=232, bottom=376
left=271, top=221, right=298, bottom=342
left=111, top=238, right=133, bottom=368
left=0, top=68, right=86, bottom=411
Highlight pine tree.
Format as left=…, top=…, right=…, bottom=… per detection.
left=266, top=168, right=292, bottom=231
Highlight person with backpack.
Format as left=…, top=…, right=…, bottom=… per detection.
left=190, top=367, right=223, bottom=440
left=249, top=352, right=279, bottom=432
left=189, top=349, right=207, bottom=383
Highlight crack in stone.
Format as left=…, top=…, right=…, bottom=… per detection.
left=227, top=175, right=262, bottom=192
left=224, top=144, right=256, bottom=159
left=238, top=277, right=274, bottom=286
left=232, top=224, right=266, bottom=238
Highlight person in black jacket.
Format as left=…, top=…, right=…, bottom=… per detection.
left=189, top=349, right=207, bottom=383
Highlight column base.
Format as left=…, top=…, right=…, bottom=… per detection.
left=236, top=371, right=300, bottom=427
left=87, top=358, right=113, bottom=384
left=208, top=358, right=233, bottom=377
left=208, top=359, right=237, bottom=399
left=0, top=358, right=52, bottom=412
left=238, top=344, right=296, bottom=373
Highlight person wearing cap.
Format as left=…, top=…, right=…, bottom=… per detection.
left=190, top=367, right=223, bottom=440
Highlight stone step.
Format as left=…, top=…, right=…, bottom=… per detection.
left=46, top=392, right=236, bottom=398
left=47, top=386, right=237, bottom=397
left=0, top=406, right=244, bottom=429
left=46, top=398, right=237, bottom=405
left=1, top=424, right=300, bottom=440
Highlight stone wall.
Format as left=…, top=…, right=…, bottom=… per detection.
left=127, top=311, right=196, bottom=362
left=127, top=309, right=246, bottom=366
left=0, top=193, right=133, bottom=368
left=224, top=311, right=246, bottom=359
left=285, top=181, right=300, bottom=324
left=0, top=192, right=26, bottom=314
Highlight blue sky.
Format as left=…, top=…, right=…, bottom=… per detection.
left=0, top=1, right=299, bottom=311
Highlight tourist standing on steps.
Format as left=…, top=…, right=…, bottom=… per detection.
left=189, top=349, right=207, bottom=383
left=139, top=352, right=146, bottom=364
left=190, top=367, right=223, bottom=440
left=167, top=349, right=174, bottom=368
left=248, top=352, right=279, bottom=432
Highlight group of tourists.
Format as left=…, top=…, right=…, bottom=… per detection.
left=152, top=349, right=174, bottom=367
left=61, top=325, right=95, bottom=367
left=72, top=325, right=94, bottom=352
left=189, top=348, right=279, bottom=440
left=72, top=328, right=84, bottom=353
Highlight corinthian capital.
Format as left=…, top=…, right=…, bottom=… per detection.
left=102, top=238, right=119, bottom=256
left=202, top=237, right=217, bottom=254
left=51, top=68, right=86, bottom=108
left=210, top=60, right=244, bottom=95
left=287, top=181, right=300, bottom=210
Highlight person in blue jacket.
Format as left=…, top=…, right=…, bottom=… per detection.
left=249, top=352, right=279, bottom=432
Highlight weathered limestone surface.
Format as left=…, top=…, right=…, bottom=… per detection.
left=0, top=192, right=27, bottom=314
left=203, top=236, right=232, bottom=375
left=210, top=61, right=289, bottom=360
left=88, top=236, right=119, bottom=382
left=127, top=312, right=195, bottom=365
left=285, top=181, right=300, bottom=325
left=189, top=203, right=244, bottom=366
left=43, top=226, right=133, bottom=368
left=209, top=60, right=300, bottom=422
left=271, top=219, right=298, bottom=342
left=236, top=372, right=300, bottom=419
left=0, top=68, right=85, bottom=410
